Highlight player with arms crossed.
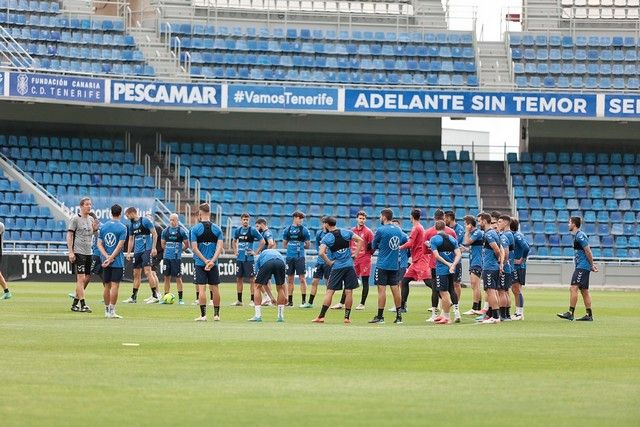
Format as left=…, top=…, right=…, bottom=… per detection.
left=557, top=217, right=598, bottom=322
left=312, top=216, right=363, bottom=324
left=161, top=213, right=189, bottom=304
left=97, top=204, right=128, bottom=319
left=191, top=204, right=224, bottom=322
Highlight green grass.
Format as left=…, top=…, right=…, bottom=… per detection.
left=1, top=283, right=639, bottom=427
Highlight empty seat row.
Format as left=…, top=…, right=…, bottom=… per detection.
left=198, top=0, right=414, bottom=16
left=561, top=0, right=639, bottom=6
left=510, top=33, right=640, bottom=48
left=515, top=75, right=639, bottom=89
left=562, top=7, right=640, bottom=19
left=0, top=0, right=59, bottom=13
left=512, top=48, right=638, bottom=62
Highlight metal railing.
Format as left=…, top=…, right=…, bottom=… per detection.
left=470, top=142, right=483, bottom=213
left=503, top=148, right=516, bottom=216
left=0, top=24, right=35, bottom=71
left=2, top=241, right=68, bottom=254
left=0, top=151, right=71, bottom=217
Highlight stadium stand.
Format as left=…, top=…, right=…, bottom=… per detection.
left=193, top=0, right=415, bottom=15
left=0, top=168, right=66, bottom=247
left=0, top=134, right=161, bottom=248
left=560, top=0, right=640, bottom=20
left=0, top=0, right=154, bottom=76
left=162, top=24, right=479, bottom=85
left=163, top=142, right=479, bottom=240
left=508, top=152, right=640, bottom=259
left=510, top=32, right=640, bottom=89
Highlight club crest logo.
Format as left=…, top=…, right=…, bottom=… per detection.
left=16, top=73, right=29, bottom=96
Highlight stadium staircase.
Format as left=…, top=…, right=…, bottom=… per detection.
left=127, top=25, right=190, bottom=79
left=477, top=41, right=513, bottom=87
left=476, top=161, right=512, bottom=215
left=414, top=0, right=447, bottom=30
left=523, top=0, right=560, bottom=30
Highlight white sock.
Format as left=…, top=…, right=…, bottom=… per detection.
left=278, top=304, right=284, bottom=318
left=483, top=301, right=489, bottom=310
left=444, top=312, right=450, bottom=320
left=430, top=307, right=437, bottom=317
left=517, top=306, right=523, bottom=316
left=453, top=304, right=460, bottom=317
left=108, top=304, right=114, bottom=314
left=255, top=305, right=262, bottom=318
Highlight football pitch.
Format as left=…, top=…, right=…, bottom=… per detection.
left=1, top=283, right=639, bottom=427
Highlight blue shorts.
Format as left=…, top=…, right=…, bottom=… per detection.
left=469, top=266, right=482, bottom=278
left=454, top=264, right=462, bottom=283
left=286, top=257, right=306, bottom=276
left=511, top=268, right=527, bottom=286
left=236, top=260, right=255, bottom=279
left=374, top=268, right=398, bottom=286
left=500, top=271, right=512, bottom=291
left=163, top=259, right=182, bottom=278
left=313, top=263, right=331, bottom=280
left=327, top=267, right=359, bottom=291
left=571, top=268, right=590, bottom=290
left=255, top=259, right=286, bottom=286
left=103, top=267, right=123, bottom=284
left=133, top=250, right=151, bottom=269
left=194, top=265, right=220, bottom=285
left=482, top=270, right=500, bottom=290
left=435, top=274, right=454, bottom=293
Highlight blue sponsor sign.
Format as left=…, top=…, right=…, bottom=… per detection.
left=344, top=89, right=597, bottom=118
left=0, top=71, right=4, bottom=96
left=604, top=95, right=640, bottom=118
left=228, top=84, right=338, bottom=111
left=110, top=80, right=221, bottom=107
left=8, top=72, right=105, bottom=103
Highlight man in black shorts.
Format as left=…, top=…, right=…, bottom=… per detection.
left=97, top=204, right=128, bottom=319
left=312, top=216, right=363, bottom=324
left=67, top=197, right=96, bottom=313
left=303, top=217, right=331, bottom=309
left=558, top=217, right=598, bottom=321
left=249, top=249, right=288, bottom=322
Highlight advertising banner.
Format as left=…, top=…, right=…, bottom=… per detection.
left=8, top=72, right=105, bottom=103
left=227, top=84, right=339, bottom=111
left=110, top=80, right=221, bottom=108
left=603, top=95, right=640, bottom=118
left=344, top=89, right=597, bottom=118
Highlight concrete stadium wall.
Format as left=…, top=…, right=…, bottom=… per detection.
left=523, top=119, right=640, bottom=153
left=0, top=100, right=443, bottom=149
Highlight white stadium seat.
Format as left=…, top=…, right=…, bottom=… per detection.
left=238, top=0, right=251, bottom=8
left=600, top=7, right=613, bottom=18
left=325, top=1, right=337, bottom=12
left=351, top=2, right=363, bottom=13
left=402, top=3, right=413, bottom=14
left=575, top=7, right=588, bottom=17
left=628, top=7, right=639, bottom=18
left=561, top=0, right=572, bottom=5
left=575, top=0, right=586, bottom=5
left=276, top=0, right=289, bottom=10
left=338, top=1, right=349, bottom=12
left=300, top=0, right=313, bottom=10
left=601, top=0, right=613, bottom=4
left=362, top=2, right=375, bottom=13
left=627, top=0, right=638, bottom=5
left=587, top=7, right=600, bottom=18
left=562, top=7, right=574, bottom=17
left=613, top=0, right=626, bottom=5
left=312, top=1, right=324, bottom=11
left=374, top=3, right=387, bottom=13
left=613, top=7, right=626, bottom=17
left=387, top=3, right=399, bottom=14
left=587, top=0, right=599, bottom=5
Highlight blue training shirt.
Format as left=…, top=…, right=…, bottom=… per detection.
left=513, top=231, right=530, bottom=269
left=162, top=226, right=188, bottom=260
left=255, top=249, right=285, bottom=271
left=99, top=220, right=127, bottom=268
left=430, top=233, right=459, bottom=276
left=320, top=229, right=354, bottom=270
left=453, top=222, right=465, bottom=245
left=482, top=229, right=501, bottom=271
left=372, top=223, right=408, bottom=271
left=233, top=226, right=263, bottom=262
left=501, top=230, right=515, bottom=274
left=190, top=221, right=224, bottom=267
left=315, top=229, right=327, bottom=266
left=467, top=228, right=484, bottom=268
left=399, top=247, right=409, bottom=269
left=574, top=230, right=591, bottom=270
left=92, top=225, right=101, bottom=257
left=128, top=216, right=154, bottom=254
left=283, top=224, right=311, bottom=259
